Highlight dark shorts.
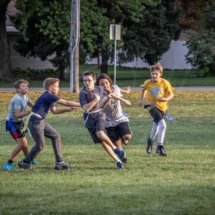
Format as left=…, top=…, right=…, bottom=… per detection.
left=106, top=122, right=132, bottom=142
left=6, top=119, right=26, bottom=140
left=149, top=107, right=165, bottom=124
left=87, top=116, right=106, bottom=144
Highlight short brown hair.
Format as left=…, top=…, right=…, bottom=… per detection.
left=14, top=79, right=29, bottom=89
left=150, top=63, right=163, bottom=75
left=83, top=71, right=96, bottom=80
left=43, top=77, right=60, bottom=90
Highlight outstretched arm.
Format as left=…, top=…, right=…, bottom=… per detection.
left=56, top=99, right=81, bottom=107
left=50, top=105, right=78, bottom=114
left=109, top=93, right=131, bottom=106
left=120, top=86, right=131, bottom=94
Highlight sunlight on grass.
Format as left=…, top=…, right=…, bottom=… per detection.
left=0, top=91, right=214, bottom=215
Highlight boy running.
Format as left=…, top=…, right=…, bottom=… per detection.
left=139, top=63, right=174, bottom=156
left=79, top=71, right=125, bottom=169
left=18, top=77, right=80, bottom=170
left=3, top=80, right=34, bottom=171
left=96, top=73, right=132, bottom=163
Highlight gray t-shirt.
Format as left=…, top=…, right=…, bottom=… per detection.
left=6, top=93, right=32, bottom=122
left=79, top=86, right=108, bottom=120
left=104, top=85, right=129, bottom=127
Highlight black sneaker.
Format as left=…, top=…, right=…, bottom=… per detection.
left=116, top=161, right=124, bottom=169
left=55, top=161, right=70, bottom=170
left=18, top=160, right=32, bottom=169
left=156, top=145, right=167, bottom=156
left=146, top=138, right=153, bottom=154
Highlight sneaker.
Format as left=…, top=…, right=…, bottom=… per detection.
left=156, top=145, right=167, bottom=156
left=18, top=160, right=32, bottom=169
left=121, top=151, right=127, bottom=164
left=146, top=138, right=153, bottom=153
left=116, top=161, right=124, bottom=169
left=114, top=148, right=126, bottom=161
left=31, top=160, right=38, bottom=165
left=3, top=162, right=15, bottom=171
left=55, top=161, right=70, bottom=170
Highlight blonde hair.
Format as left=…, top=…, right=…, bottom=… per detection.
left=43, top=77, right=60, bottom=90
left=150, top=63, right=164, bottom=75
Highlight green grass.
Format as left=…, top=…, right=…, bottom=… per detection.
left=0, top=91, right=215, bottom=215
left=1, top=64, right=215, bottom=88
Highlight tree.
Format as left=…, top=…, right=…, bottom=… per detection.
left=0, top=0, right=13, bottom=80
left=119, top=0, right=181, bottom=65
left=12, top=0, right=71, bottom=80
left=185, top=2, right=215, bottom=75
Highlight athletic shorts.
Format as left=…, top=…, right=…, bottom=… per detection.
left=106, top=122, right=132, bottom=142
left=149, top=107, right=165, bottom=124
left=87, top=116, right=106, bottom=143
left=5, top=119, right=25, bottom=140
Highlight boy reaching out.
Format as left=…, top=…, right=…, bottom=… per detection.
left=18, top=77, right=80, bottom=170
left=79, top=71, right=126, bottom=169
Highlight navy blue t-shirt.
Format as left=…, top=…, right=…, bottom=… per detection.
left=32, top=91, right=59, bottom=118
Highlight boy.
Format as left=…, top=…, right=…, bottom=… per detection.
left=96, top=73, right=132, bottom=163
left=3, top=79, right=34, bottom=171
left=139, top=63, right=174, bottom=156
left=18, top=77, right=80, bottom=170
left=79, top=71, right=125, bottom=169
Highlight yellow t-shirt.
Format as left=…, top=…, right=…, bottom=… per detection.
left=142, top=78, right=174, bottom=112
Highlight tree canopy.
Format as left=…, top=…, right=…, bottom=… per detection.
left=185, top=1, right=215, bottom=75
left=11, top=0, right=182, bottom=77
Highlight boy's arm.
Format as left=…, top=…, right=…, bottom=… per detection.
left=139, top=87, right=147, bottom=107
left=82, top=94, right=100, bottom=112
left=56, top=99, right=81, bottom=107
left=155, top=92, right=174, bottom=102
left=50, top=105, right=77, bottom=114
left=120, top=86, right=131, bottom=94
left=14, top=108, right=31, bottom=119
left=109, top=93, right=131, bottom=106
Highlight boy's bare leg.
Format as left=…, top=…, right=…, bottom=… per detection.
left=96, top=131, right=116, bottom=149
left=9, top=137, right=28, bottom=161
left=101, top=142, right=120, bottom=161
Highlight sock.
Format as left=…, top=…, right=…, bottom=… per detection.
left=8, top=160, right=13, bottom=164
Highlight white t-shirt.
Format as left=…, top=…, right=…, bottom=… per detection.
left=104, top=85, right=129, bottom=127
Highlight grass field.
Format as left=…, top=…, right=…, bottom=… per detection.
left=0, top=90, right=215, bottom=215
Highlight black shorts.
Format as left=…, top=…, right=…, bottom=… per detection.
left=149, top=107, right=165, bottom=124
left=106, top=122, right=132, bottom=142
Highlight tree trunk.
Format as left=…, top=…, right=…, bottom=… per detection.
left=0, top=0, right=13, bottom=81
left=100, top=51, right=109, bottom=74
left=58, top=63, right=65, bottom=80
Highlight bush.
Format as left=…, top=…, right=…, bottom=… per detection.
left=12, top=68, right=58, bottom=80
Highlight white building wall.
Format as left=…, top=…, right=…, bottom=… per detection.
left=88, top=40, right=193, bottom=70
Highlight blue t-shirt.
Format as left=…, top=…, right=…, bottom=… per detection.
left=32, top=91, right=59, bottom=118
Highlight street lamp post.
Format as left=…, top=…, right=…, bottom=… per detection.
left=69, top=0, right=80, bottom=93
left=110, top=24, right=121, bottom=84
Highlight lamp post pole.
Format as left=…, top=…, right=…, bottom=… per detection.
left=110, top=24, right=121, bottom=85
left=69, top=0, right=80, bottom=93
